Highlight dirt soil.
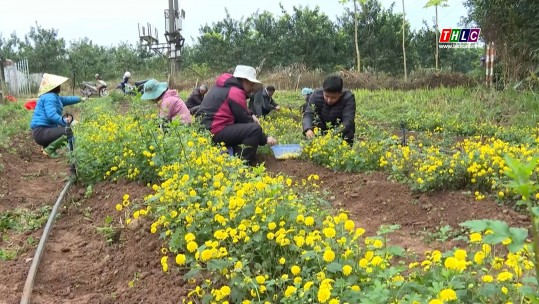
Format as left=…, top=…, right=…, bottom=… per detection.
left=261, top=155, right=530, bottom=253
left=0, top=136, right=187, bottom=304
left=0, top=136, right=530, bottom=304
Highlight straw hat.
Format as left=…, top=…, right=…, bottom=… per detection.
left=38, top=73, right=69, bottom=96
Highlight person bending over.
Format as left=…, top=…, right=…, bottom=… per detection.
left=198, top=65, right=277, bottom=166
left=302, top=75, right=356, bottom=145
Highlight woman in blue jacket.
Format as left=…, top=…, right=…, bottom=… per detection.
left=30, top=73, right=83, bottom=158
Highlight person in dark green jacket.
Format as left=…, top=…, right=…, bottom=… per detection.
left=248, top=85, right=280, bottom=117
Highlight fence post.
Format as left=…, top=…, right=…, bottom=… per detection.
left=0, top=59, right=4, bottom=101
left=4, top=59, right=31, bottom=97
left=490, top=42, right=495, bottom=88
left=485, top=42, right=495, bottom=88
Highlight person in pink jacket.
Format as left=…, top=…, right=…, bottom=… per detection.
left=141, top=79, right=192, bottom=124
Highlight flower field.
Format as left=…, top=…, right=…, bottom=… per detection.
left=69, top=88, right=539, bottom=303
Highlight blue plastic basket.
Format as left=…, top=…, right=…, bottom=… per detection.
left=271, top=144, right=302, bottom=160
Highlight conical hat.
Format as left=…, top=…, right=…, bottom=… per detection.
left=38, top=73, right=69, bottom=96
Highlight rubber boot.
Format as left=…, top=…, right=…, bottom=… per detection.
left=43, top=136, right=67, bottom=158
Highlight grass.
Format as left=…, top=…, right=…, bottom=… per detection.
left=0, top=101, right=33, bottom=148
left=0, top=206, right=52, bottom=233
left=0, top=206, right=52, bottom=260
left=95, top=215, right=121, bottom=245
left=272, top=87, right=539, bottom=143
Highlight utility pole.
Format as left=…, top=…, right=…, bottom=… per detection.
left=165, top=0, right=182, bottom=87
left=139, top=0, right=185, bottom=87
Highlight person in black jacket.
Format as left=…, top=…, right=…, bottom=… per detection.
left=185, top=84, right=208, bottom=115
left=248, top=85, right=280, bottom=117
left=302, top=75, right=356, bottom=145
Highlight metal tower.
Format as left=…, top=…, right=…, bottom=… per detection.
left=138, top=0, right=185, bottom=85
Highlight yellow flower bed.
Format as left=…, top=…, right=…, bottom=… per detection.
left=74, top=98, right=537, bottom=303
left=129, top=132, right=537, bottom=303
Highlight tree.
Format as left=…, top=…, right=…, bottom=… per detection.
left=191, top=6, right=341, bottom=72
left=339, top=0, right=367, bottom=72
left=464, top=0, right=539, bottom=83
left=0, top=33, right=21, bottom=84
left=424, top=0, right=448, bottom=70
left=191, top=9, right=256, bottom=71
left=18, top=23, right=67, bottom=74
left=337, top=0, right=406, bottom=74
left=0, top=33, right=22, bottom=62
left=280, top=5, right=341, bottom=70
left=67, top=38, right=108, bottom=82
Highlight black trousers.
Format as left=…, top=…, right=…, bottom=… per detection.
left=32, top=127, right=66, bottom=147
left=212, top=123, right=267, bottom=165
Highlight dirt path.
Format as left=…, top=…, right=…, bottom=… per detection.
left=30, top=182, right=187, bottom=304
left=0, top=136, right=68, bottom=212
left=0, top=135, right=69, bottom=303
left=0, top=135, right=187, bottom=304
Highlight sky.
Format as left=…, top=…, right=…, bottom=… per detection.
left=0, top=0, right=468, bottom=48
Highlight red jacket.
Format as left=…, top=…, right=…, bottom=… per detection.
left=198, top=73, right=254, bottom=134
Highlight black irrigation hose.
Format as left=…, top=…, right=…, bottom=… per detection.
left=20, top=179, right=74, bottom=304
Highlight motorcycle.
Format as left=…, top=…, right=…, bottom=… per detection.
left=117, top=80, right=149, bottom=95
left=80, top=79, right=108, bottom=98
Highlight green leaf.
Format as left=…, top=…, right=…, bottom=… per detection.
left=377, top=224, right=401, bottom=235
left=507, top=242, right=525, bottom=253
left=459, top=219, right=489, bottom=232
left=104, top=215, right=113, bottom=225
left=201, top=294, right=212, bottom=303
left=532, top=207, right=539, bottom=217
left=301, top=251, right=318, bottom=260
left=252, top=233, right=262, bottom=242
left=326, top=262, right=342, bottom=273
left=452, top=280, right=466, bottom=290
left=522, top=276, right=538, bottom=286
left=518, top=286, right=538, bottom=297
left=489, top=220, right=510, bottom=236
left=231, top=287, right=246, bottom=303
left=184, top=267, right=200, bottom=280
left=169, top=229, right=183, bottom=249
left=478, top=283, right=498, bottom=297
left=207, top=259, right=230, bottom=271
left=483, top=234, right=508, bottom=244
left=387, top=245, right=406, bottom=257
left=508, top=227, right=528, bottom=243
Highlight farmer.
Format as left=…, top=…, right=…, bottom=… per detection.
left=185, top=84, right=208, bottom=115
left=248, top=85, right=280, bottom=117
left=198, top=65, right=277, bottom=166
left=95, top=73, right=106, bottom=91
left=141, top=79, right=192, bottom=125
left=30, top=73, right=83, bottom=158
left=299, top=87, right=314, bottom=114
left=302, top=75, right=356, bottom=145
left=119, top=71, right=131, bottom=93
